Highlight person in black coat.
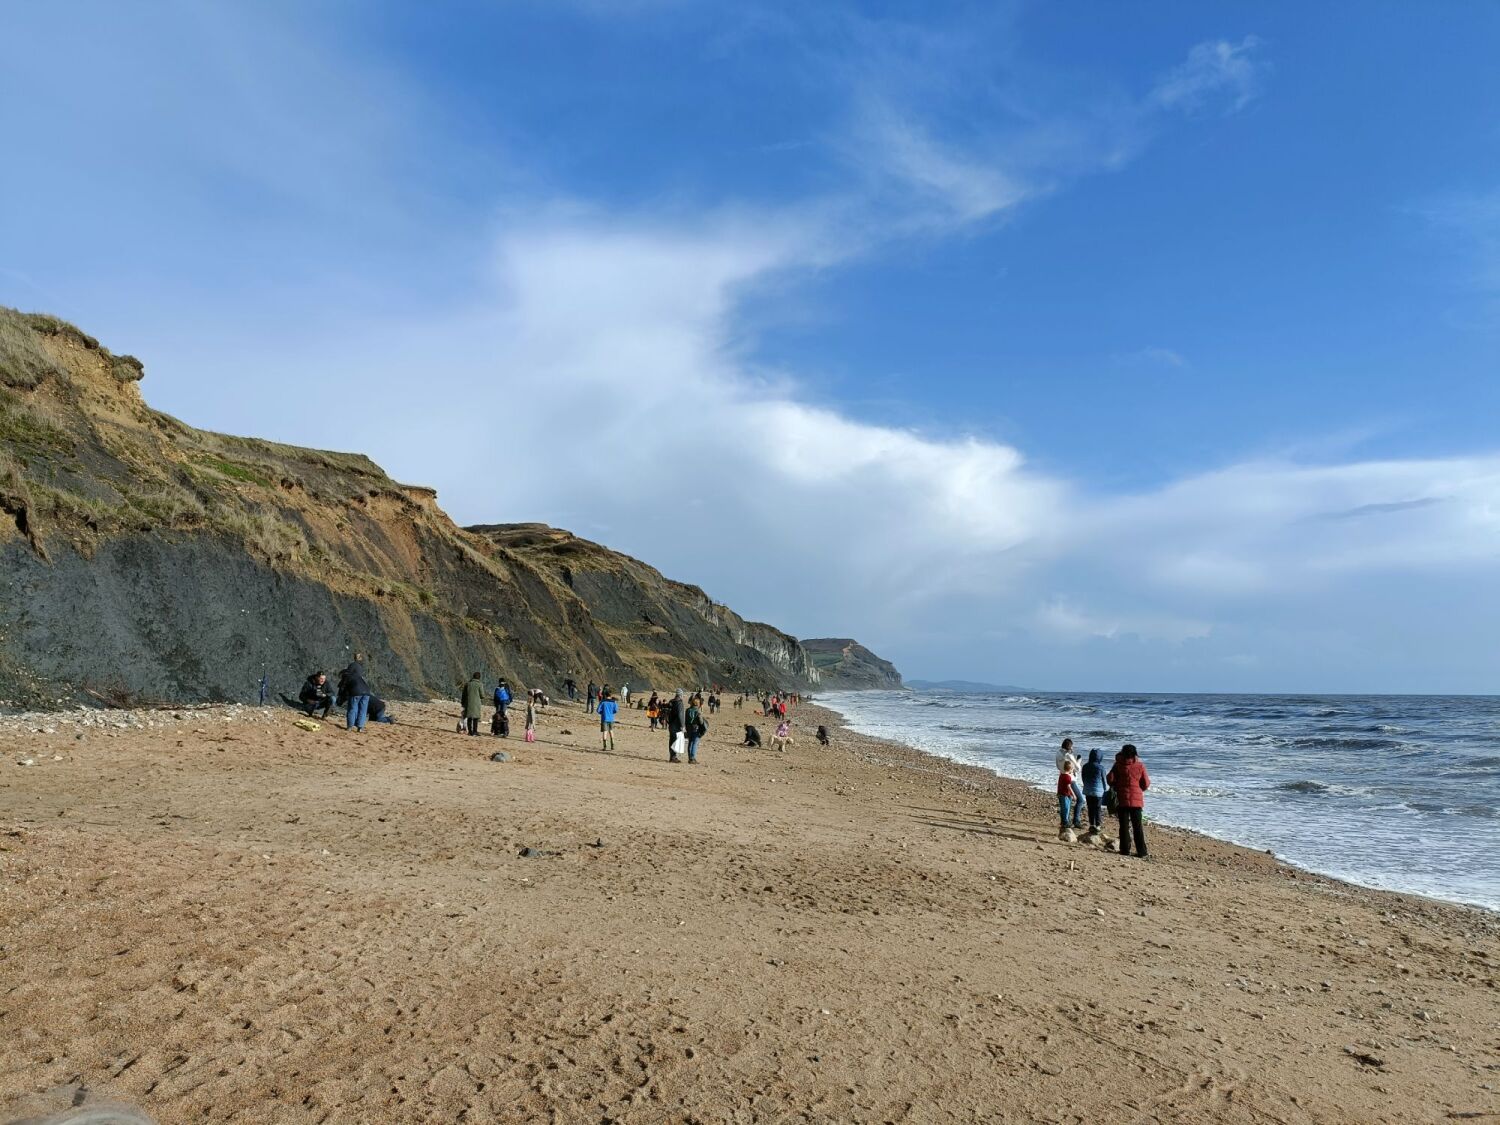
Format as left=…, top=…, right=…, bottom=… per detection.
left=298, top=672, right=333, bottom=719
left=666, top=689, right=688, bottom=762
left=337, top=654, right=373, bottom=732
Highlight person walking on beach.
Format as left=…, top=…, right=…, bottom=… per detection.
left=1081, top=748, right=1106, bottom=835
left=338, top=653, right=372, bottom=733
left=1055, top=738, right=1085, bottom=831
left=586, top=681, right=598, bottom=713
left=597, top=689, right=618, bottom=752
left=666, top=688, right=687, bottom=762
left=460, top=672, right=484, bottom=737
left=647, top=691, right=660, bottom=731
left=1106, top=744, right=1151, bottom=859
left=684, top=693, right=707, bottom=765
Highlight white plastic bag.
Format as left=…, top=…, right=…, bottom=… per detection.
left=671, top=731, right=685, bottom=758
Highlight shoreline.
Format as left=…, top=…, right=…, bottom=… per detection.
left=813, top=689, right=1500, bottom=916
left=806, top=697, right=1499, bottom=921
left=3, top=693, right=1498, bottom=1122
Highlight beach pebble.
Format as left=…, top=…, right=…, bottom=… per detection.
left=490, top=752, right=511, bottom=763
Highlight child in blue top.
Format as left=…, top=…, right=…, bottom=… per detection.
left=597, top=692, right=618, bottom=751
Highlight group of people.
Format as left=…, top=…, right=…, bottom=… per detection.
left=296, top=654, right=393, bottom=731
left=621, top=688, right=708, bottom=763
left=1055, top=737, right=1152, bottom=858
left=296, top=657, right=797, bottom=771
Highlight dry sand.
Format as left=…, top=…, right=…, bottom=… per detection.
left=1, top=694, right=1497, bottom=1124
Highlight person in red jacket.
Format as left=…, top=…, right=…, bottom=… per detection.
left=1106, top=743, right=1151, bottom=859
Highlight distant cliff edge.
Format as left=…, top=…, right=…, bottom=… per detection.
left=800, top=638, right=904, bottom=691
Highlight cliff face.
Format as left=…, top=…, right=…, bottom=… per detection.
left=469, top=524, right=821, bottom=689
left=0, top=309, right=882, bottom=707
left=800, top=638, right=904, bottom=691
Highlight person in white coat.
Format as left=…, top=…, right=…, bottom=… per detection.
left=1055, top=737, right=1085, bottom=831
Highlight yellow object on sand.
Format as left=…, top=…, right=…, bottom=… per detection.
left=293, top=719, right=321, bottom=732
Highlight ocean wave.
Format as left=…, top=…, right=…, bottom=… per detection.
left=1288, top=735, right=1405, bottom=752
left=1278, top=779, right=1332, bottom=795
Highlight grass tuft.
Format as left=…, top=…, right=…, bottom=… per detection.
left=0, top=307, right=67, bottom=390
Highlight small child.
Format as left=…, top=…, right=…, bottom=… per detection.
left=770, top=719, right=792, bottom=752
left=525, top=698, right=537, bottom=743
left=1057, top=761, right=1077, bottom=831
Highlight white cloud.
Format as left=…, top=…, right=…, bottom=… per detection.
left=1148, top=36, right=1267, bottom=114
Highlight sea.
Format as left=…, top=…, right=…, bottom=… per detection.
left=815, top=689, right=1500, bottom=912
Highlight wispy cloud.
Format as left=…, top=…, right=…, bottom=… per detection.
left=845, top=32, right=1272, bottom=235
left=1116, top=345, right=1188, bottom=369
left=1147, top=36, right=1267, bottom=114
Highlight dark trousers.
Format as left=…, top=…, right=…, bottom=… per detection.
left=1117, top=807, right=1147, bottom=857
left=1085, top=795, right=1102, bottom=832
left=466, top=717, right=480, bottom=736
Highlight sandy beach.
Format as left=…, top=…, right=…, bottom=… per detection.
left=1, top=695, right=1497, bottom=1124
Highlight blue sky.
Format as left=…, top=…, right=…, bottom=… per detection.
left=3, top=2, right=1499, bottom=692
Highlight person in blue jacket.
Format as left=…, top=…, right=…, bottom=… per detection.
left=1081, top=747, right=1107, bottom=835
left=493, top=679, right=512, bottom=737
left=597, top=689, right=618, bottom=752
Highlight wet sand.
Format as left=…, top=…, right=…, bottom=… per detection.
left=1, top=695, right=1497, bottom=1123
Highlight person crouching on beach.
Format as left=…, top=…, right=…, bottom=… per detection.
left=597, top=690, right=618, bottom=751
left=1057, top=760, right=1077, bottom=838
left=1106, top=744, right=1151, bottom=859
left=1081, top=748, right=1106, bottom=835
left=770, top=718, right=792, bottom=752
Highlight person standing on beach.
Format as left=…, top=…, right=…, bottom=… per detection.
left=460, top=672, right=484, bottom=737
left=338, top=653, right=372, bottom=733
left=667, top=688, right=687, bottom=762
left=621, top=683, right=630, bottom=709
left=1106, top=744, right=1151, bottom=859
left=586, top=681, right=598, bottom=713
left=685, top=693, right=707, bottom=765
left=597, top=689, right=618, bottom=751
left=1081, top=748, right=1106, bottom=835
left=1057, top=759, right=1077, bottom=837
left=1055, top=738, right=1085, bottom=831
left=493, top=679, right=512, bottom=736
